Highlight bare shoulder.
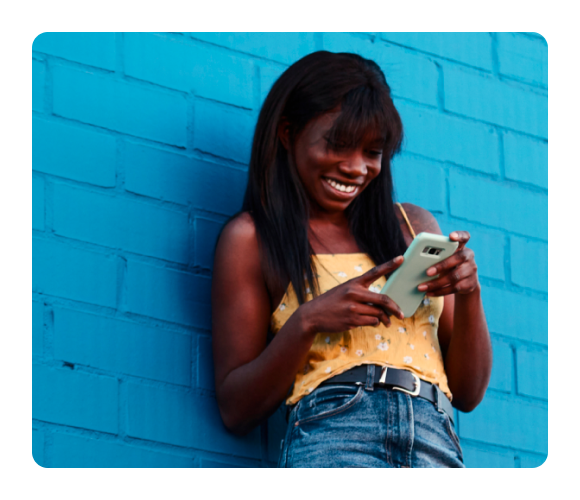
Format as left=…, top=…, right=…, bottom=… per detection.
left=216, top=212, right=260, bottom=270
left=399, top=202, right=442, bottom=235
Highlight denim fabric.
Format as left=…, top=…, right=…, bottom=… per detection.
left=278, top=365, right=464, bottom=468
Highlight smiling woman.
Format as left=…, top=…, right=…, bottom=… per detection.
left=211, top=51, right=491, bottom=468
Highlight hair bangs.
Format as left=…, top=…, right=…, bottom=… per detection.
left=324, top=85, right=392, bottom=152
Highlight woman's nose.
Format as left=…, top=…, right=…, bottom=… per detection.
left=338, top=150, right=368, bottom=177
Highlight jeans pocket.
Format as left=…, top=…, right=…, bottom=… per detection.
left=295, top=384, right=364, bottom=427
left=442, top=411, right=463, bottom=460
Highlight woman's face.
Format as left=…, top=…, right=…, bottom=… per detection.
left=288, top=111, right=385, bottom=217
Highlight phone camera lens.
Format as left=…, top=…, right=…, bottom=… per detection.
left=429, top=248, right=437, bottom=255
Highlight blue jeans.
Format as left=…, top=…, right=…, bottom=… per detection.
left=278, top=365, right=464, bottom=468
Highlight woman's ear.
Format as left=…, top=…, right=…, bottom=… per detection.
left=277, top=119, right=291, bottom=150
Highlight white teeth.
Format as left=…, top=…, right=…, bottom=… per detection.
left=325, top=178, right=357, bottom=194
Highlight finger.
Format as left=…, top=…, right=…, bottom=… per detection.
left=426, top=277, right=476, bottom=296
left=349, top=303, right=385, bottom=318
left=352, top=314, right=382, bottom=328
left=360, top=290, right=404, bottom=319
left=419, top=266, right=471, bottom=293
left=449, top=231, right=470, bottom=251
left=357, top=256, right=405, bottom=288
left=351, top=306, right=392, bottom=328
left=424, top=248, right=473, bottom=278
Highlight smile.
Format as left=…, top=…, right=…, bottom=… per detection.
left=323, top=177, right=359, bottom=195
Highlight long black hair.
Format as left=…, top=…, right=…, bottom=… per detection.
left=241, top=51, right=407, bottom=306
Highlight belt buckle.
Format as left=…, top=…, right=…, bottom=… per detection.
left=392, top=371, right=421, bottom=397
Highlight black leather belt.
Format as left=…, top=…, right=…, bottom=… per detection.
left=319, top=365, right=455, bottom=424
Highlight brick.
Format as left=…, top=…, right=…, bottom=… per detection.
left=52, top=183, right=190, bottom=263
left=125, top=259, right=211, bottom=328
left=33, top=32, right=115, bottom=70
left=481, top=286, right=547, bottom=345
left=260, top=65, right=285, bottom=106
left=32, top=237, right=117, bottom=307
left=462, top=444, right=514, bottom=468
left=503, top=132, right=547, bottom=189
left=510, top=236, right=548, bottom=292
left=444, top=67, right=547, bottom=138
left=449, top=170, right=548, bottom=239
left=380, top=32, right=493, bottom=71
left=516, top=348, right=548, bottom=400
left=519, top=451, right=547, bottom=468
left=197, top=335, right=214, bottom=391
left=199, top=458, right=248, bottom=468
left=52, top=65, right=187, bottom=147
left=32, top=117, right=116, bottom=187
left=520, top=31, right=548, bottom=42
left=32, top=176, right=44, bottom=231
left=488, top=337, right=512, bottom=393
left=323, top=33, right=439, bottom=107
left=392, top=154, right=446, bottom=213
left=53, top=307, right=191, bottom=386
left=396, top=102, right=500, bottom=175
left=193, top=100, right=255, bottom=165
left=267, top=404, right=288, bottom=464
left=32, top=429, right=45, bottom=467
left=459, top=395, right=547, bottom=454
left=497, top=33, right=548, bottom=87
left=194, top=218, right=224, bottom=269
left=32, top=363, right=118, bottom=433
left=123, top=142, right=246, bottom=214
left=32, top=301, right=43, bottom=356
left=125, top=33, right=254, bottom=109
left=51, top=433, right=193, bottom=467
left=32, top=59, right=45, bottom=112
left=191, top=32, right=317, bottom=66
left=438, top=220, right=505, bottom=282
left=126, top=382, right=261, bottom=458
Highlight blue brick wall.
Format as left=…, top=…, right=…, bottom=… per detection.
left=32, top=32, right=547, bottom=468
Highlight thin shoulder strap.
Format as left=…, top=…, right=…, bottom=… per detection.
left=396, top=202, right=416, bottom=239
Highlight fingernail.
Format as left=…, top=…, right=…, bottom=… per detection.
left=426, top=268, right=436, bottom=276
left=399, top=313, right=404, bottom=319
left=451, top=232, right=458, bottom=239
left=418, top=285, right=427, bottom=291
left=394, top=256, right=403, bottom=263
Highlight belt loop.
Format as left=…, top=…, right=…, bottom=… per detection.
left=365, top=364, right=375, bottom=391
left=436, top=386, right=445, bottom=412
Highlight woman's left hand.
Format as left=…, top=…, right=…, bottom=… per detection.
left=417, top=231, right=480, bottom=296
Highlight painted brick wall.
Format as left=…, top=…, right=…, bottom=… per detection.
left=32, top=32, right=548, bottom=468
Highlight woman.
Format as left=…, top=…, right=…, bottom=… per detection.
left=211, top=51, right=492, bottom=468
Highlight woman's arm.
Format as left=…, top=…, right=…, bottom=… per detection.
left=402, top=204, right=492, bottom=412
left=211, top=213, right=317, bottom=435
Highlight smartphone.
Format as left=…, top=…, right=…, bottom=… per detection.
left=380, top=232, right=459, bottom=317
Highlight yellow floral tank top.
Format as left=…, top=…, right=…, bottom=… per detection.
left=270, top=205, right=452, bottom=406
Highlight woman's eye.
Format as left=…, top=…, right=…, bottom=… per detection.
left=368, top=150, right=383, bottom=157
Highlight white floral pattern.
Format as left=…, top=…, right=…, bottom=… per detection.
left=375, top=334, right=382, bottom=340
left=325, top=336, right=331, bottom=344
left=404, top=356, right=413, bottom=364
left=340, top=346, right=348, bottom=353
left=429, top=315, right=435, bottom=324
left=354, top=265, right=363, bottom=272
left=305, top=287, right=311, bottom=294
left=423, top=298, right=430, bottom=306
left=377, top=342, right=389, bottom=351
left=423, top=331, right=427, bottom=338
left=424, top=353, right=430, bottom=359
left=398, top=327, right=406, bottom=333
left=356, top=349, right=364, bottom=357
left=368, top=284, right=381, bottom=293
left=409, top=344, right=415, bottom=350
left=337, top=271, right=348, bottom=278
left=325, top=366, right=332, bottom=374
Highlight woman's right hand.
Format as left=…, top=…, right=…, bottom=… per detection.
left=298, top=256, right=405, bottom=335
